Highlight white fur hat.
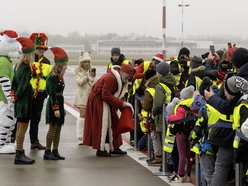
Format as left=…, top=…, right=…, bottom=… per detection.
left=79, top=52, right=91, bottom=62
left=180, top=85, right=195, bottom=99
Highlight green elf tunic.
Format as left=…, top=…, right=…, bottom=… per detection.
left=11, top=61, right=33, bottom=121
left=46, top=74, right=65, bottom=125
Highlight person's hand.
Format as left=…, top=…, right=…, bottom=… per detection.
left=54, top=110, right=60, bottom=118
left=204, top=86, right=214, bottom=101
left=123, top=102, right=134, bottom=115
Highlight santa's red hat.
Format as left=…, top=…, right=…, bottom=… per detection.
left=50, top=47, right=68, bottom=64
left=120, top=64, right=136, bottom=75
left=30, top=33, right=48, bottom=50
left=0, top=30, right=18, bottom=39
left=16, top=37, right=35, bottom=54
left=152, top=53, right=164, bottom=63
left=118, top=107, right=134, bottom=134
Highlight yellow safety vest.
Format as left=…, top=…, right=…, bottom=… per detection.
left=163, top=98, right=194, bottom=153
left=139, top=88, right=156, bottom=133
left=107, top=59, right=130, bottom=69
left=185, top=76, right=202, bottom=91
left=233, top=102, right=248, bottom=149
left=132, top=61, right=151, bottom=95
left=190, top=104, right=221, bottom=155
left=159, top=83, right=173, bottom=104
left=174, top=73, right=181, bottom=87
left=30, top=57, right=52, bottom=92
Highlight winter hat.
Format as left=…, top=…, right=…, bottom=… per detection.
left=16, top=37, right=35, bottom=54
left=111, top=47, right=121, bottom=56
left=166, top=97, right=180, bottom=115
left=225, top=76, right=243, bottom=96
left=156, top=61, right=170, bottom=76
left=225, top=76, right=248, bottom=95
left=0, top=30, right=18, bottom=41
left=190, top=56, right=203, bottom=69
left=180, top=85, right=195, bottom=99
left=144, top=69, right=156, bottom=80
left=50, top=47, right=68, bottom=64
left=178, top=47, right=190, bottom=58
left=231, top=47, right=248, bottom=69
left=79, top=52, right=91, bottom=62
left=120, top=64, right=136, bottom=76
left=152, top=53, right=164, bottom=63
left=30, top=33, right=48, bottom=50
left=191, top=95, right=206, bottom=114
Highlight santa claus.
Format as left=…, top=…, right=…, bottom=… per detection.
left=83, top=64, right=135, bottom=157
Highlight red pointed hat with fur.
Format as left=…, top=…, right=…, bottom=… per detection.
left=50, top=47, right=68, bottom=64
left=16, top=37, right=35, bottom=54
left=0, top=30, right=18, bottom=38
left=120, top=64, right=136, bottom=76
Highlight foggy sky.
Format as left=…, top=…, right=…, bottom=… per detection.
left=2, top=0, right=248, bottom=38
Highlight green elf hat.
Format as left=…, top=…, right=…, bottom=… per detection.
left=50, top=47, right=68, bottom=64
left=16, top=37, right=35, bottom=54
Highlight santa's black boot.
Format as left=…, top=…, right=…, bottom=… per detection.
left=14, top=150, right=34, bottom=165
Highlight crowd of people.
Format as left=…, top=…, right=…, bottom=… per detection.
left=1, top=28, right=248, bottom=186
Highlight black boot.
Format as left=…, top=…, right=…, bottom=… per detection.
left=43, top=150, right=58, bottom=160
left=14, top=150, right=35, bottom=165
left=52, top=150, right=65, bottom=160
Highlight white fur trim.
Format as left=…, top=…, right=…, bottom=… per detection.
left=101, top=101, right=113, bottom=151
left=110, top=65, right=128, bottom=99
left=153, top=56, right=163, bottom=62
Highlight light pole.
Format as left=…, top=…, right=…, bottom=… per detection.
left=178, top=0, right=190, bottom=48
left=162, top=0, right=166, bottom=60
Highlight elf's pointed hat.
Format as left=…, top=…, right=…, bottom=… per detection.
left=16, top=37, right=35, bottom=54
left=0, top=30, right=18, bottom=38
left=30, top=33, right=48, bottom=50
left=50, top=47, right=68, bottom=64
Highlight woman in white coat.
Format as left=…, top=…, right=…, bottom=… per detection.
left=74, top=52, right=95, bottom=145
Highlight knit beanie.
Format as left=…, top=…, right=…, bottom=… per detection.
left=190, top=56, right=203, bottom=69
left=111, top=47, right=121, bottom=56
left=156, top=62, right=170, bottom=76
left=216, top=49, right=224, bottom=60
left=144, top=69, right=156, bottom=80
left=231, top=47, right=248, bottom=69
left=191, top=95, right=206, bottom=114
left=180, top=85, right=195, bottom=99
left=225, top=76, right=242, bottom=96
left=178, top=47, right=190, bottom=58
left=166, top=97, right=180, bottom=115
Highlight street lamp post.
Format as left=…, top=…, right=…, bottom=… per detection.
left=178, top=0, right=190, bottom=48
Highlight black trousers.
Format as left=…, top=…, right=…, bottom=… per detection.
left=29, top=92, right=46, bottom=144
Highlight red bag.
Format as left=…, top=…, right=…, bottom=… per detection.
left=118, top=107, right=134, bottom=134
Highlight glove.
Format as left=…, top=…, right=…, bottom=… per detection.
left=123, top=102, right=134, bottom=115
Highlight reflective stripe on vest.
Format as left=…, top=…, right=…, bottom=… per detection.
left=174, top=73, right=181, bottom=86
left=140, top=109, right=149, bottom=133
left=163, top=127, right=176, bottom=153
left=132, top=61, right=151, bottom=95
left=233, top=102, right=248, bottom=148
left=159, top=83, right=173, bottom=104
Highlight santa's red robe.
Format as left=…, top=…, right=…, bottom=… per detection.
left=83, top=66, right=127, bottom=151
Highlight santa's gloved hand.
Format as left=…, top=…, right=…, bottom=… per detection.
left=123, top=102, right=134, bottom=115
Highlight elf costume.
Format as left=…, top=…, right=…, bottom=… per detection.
left=43, top=47, right=68, bottom=160
left=0, top=30, right=19, bottom=154
left=12, top=37, right=36, bottom=164
left=29, top=33, right=51, bottom=150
